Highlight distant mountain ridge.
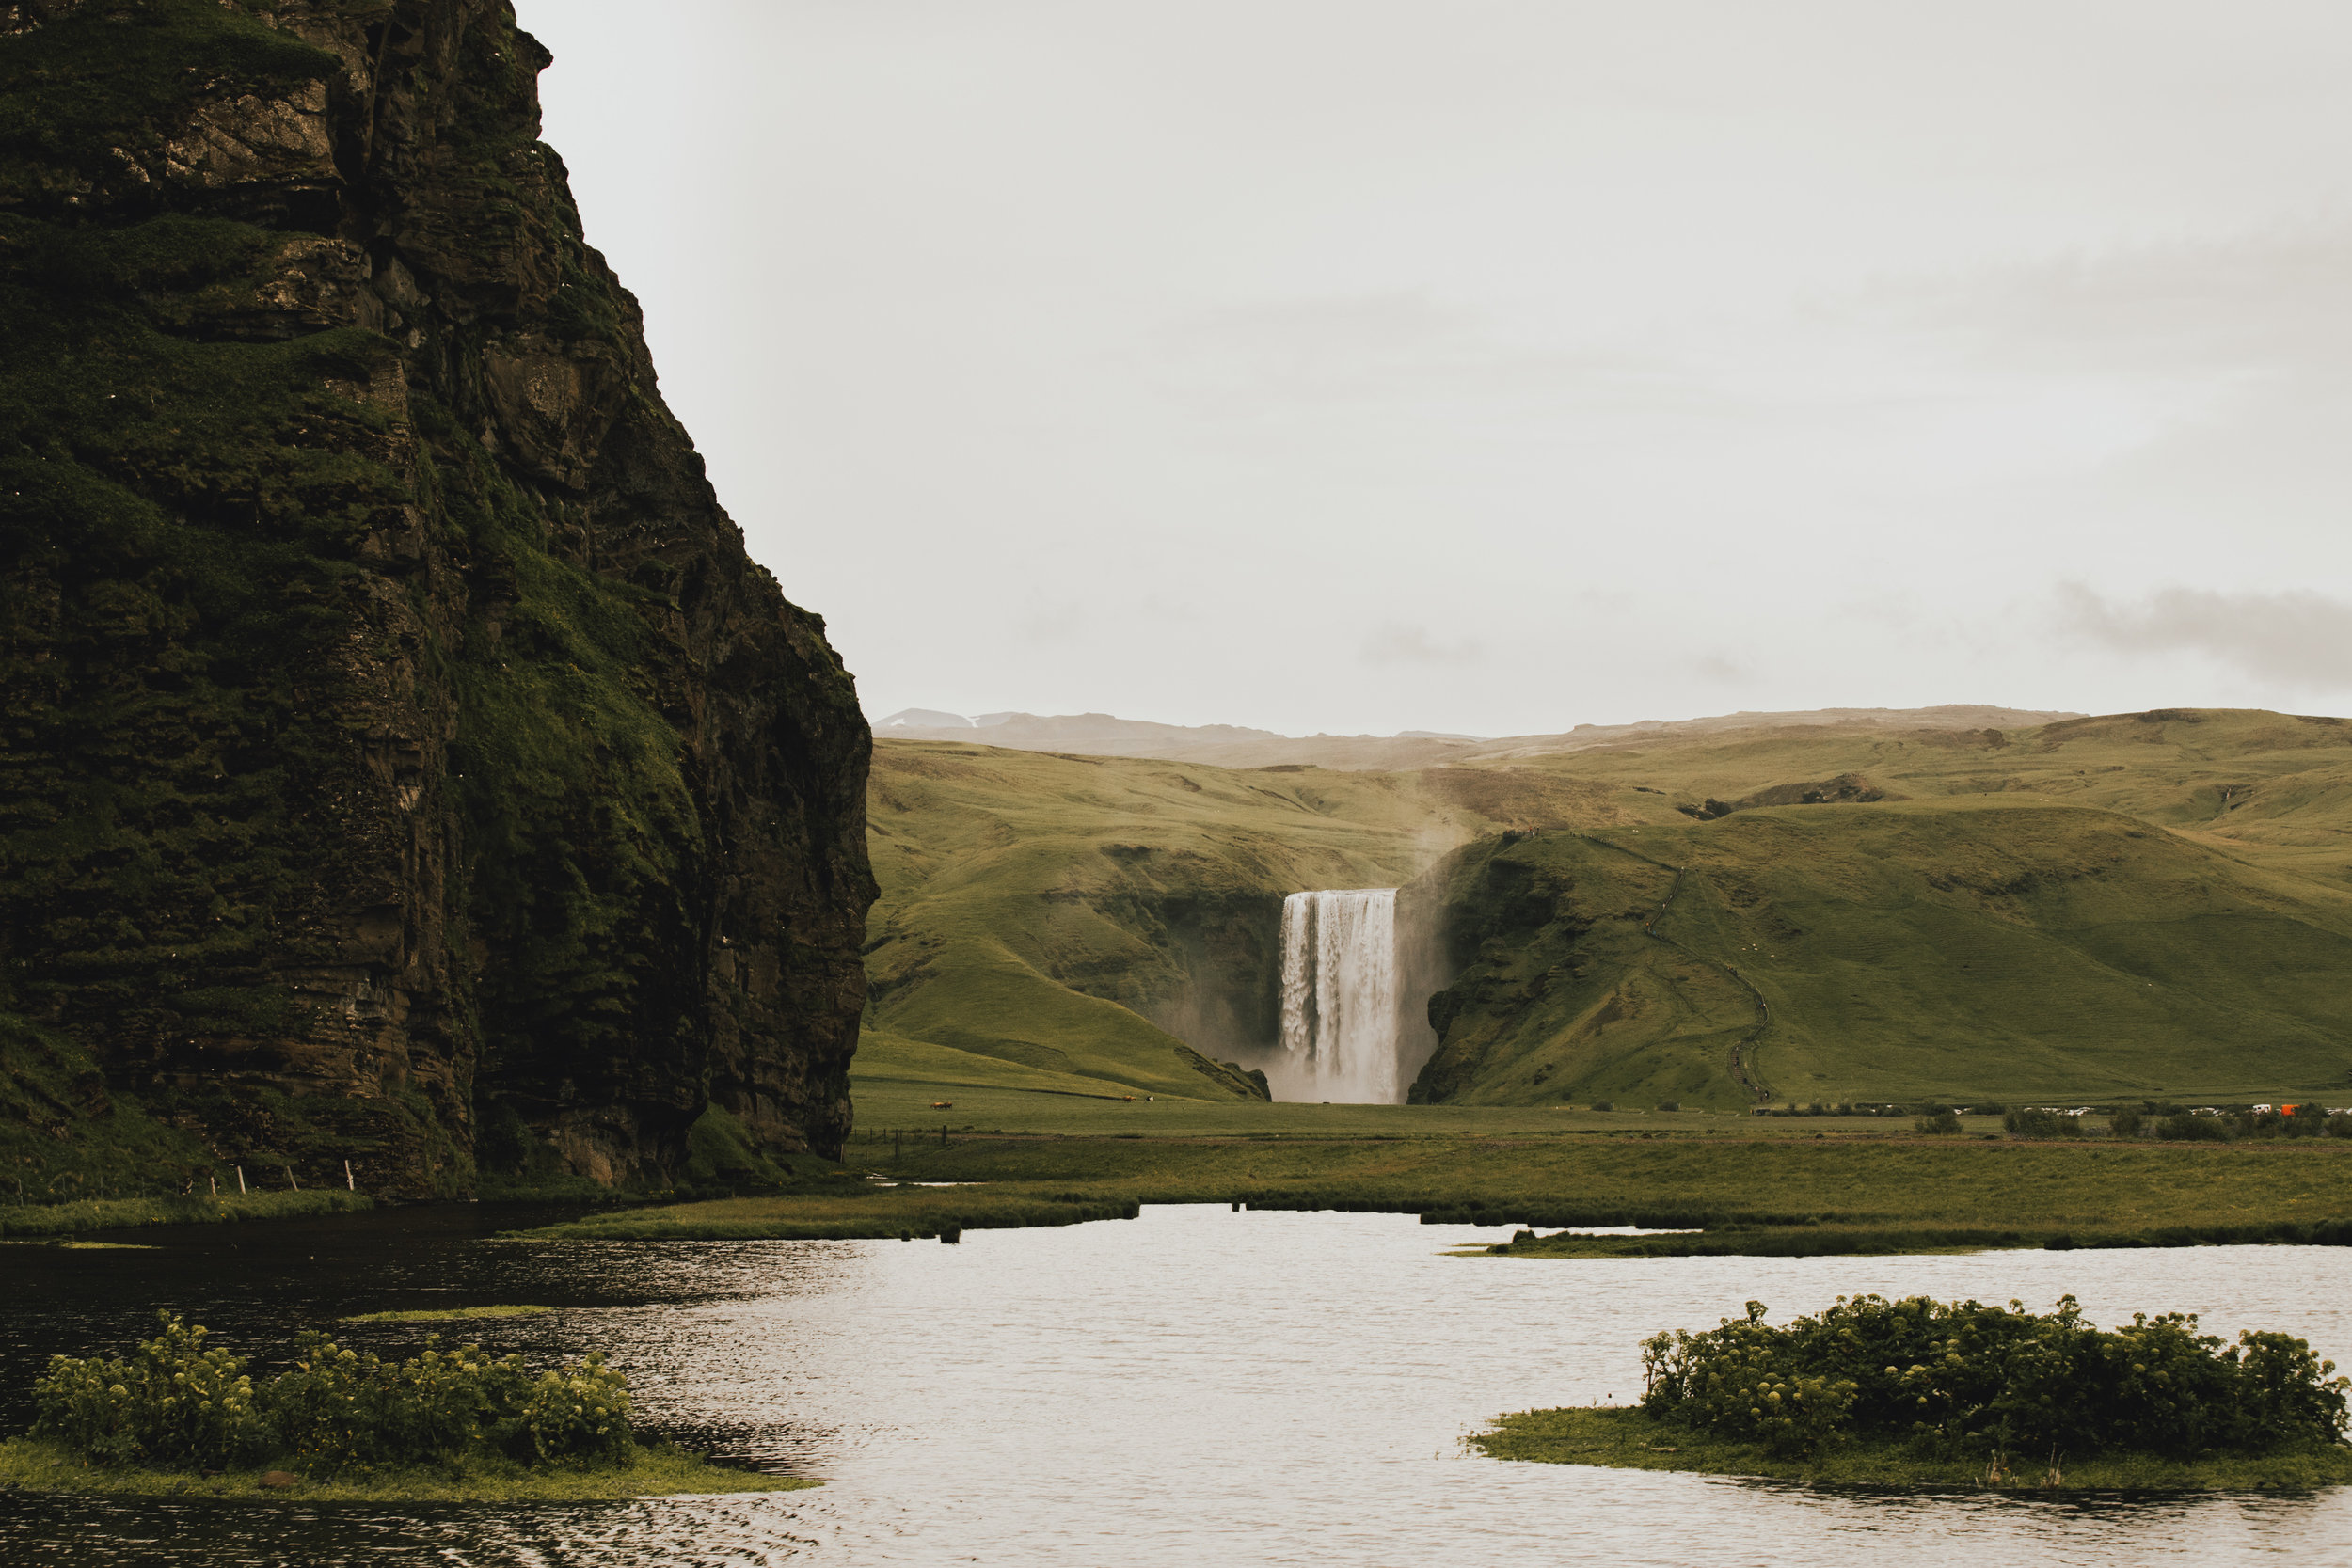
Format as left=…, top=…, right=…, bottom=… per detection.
left=872, top=705, right=2087, bottom=771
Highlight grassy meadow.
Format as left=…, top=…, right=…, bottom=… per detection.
left=544, top=1117, right=2352, bottom=1255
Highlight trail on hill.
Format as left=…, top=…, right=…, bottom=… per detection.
left=1622, top=848, right=1775, bottom=1104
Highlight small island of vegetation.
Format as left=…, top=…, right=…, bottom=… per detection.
left=338, top=1305, right=554, bottom=1325
left=1474, top=1293, right=2352, bottom=1490
left=3, top=1313, right=817, bottom=1502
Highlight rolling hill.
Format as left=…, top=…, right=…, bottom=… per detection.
left=855, top=709, right=2352, bottom=1114
left=868, top=704, right=2082, bottom=772
left=1415, top=800, right=2352, bottom=1110
left=859, top=742, right=1627, bottom=1103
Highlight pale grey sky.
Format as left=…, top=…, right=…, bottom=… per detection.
left=526, top=1, right=2352, bottom=736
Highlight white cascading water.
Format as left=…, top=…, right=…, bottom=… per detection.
left=1278, top=889, right=1402, bottom=1102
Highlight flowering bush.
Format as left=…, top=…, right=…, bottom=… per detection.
left=1641, top=1294, right=2346, bottom=1460
left=268, top=1332, right=542, bottom=1470
left=31, top=1313, right=269, bottom=1468
left=520, top=1353, right=634, bottom=1466
left=1641, top=1307, right=1856, bottom=1453
left=31, top=1315, right=639, bottom=1474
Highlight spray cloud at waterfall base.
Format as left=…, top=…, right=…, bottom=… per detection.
left=1274, top=890, right=1415, bottom=1104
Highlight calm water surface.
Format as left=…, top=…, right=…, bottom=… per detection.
left=4, top=1203, right=2349, bottom=1565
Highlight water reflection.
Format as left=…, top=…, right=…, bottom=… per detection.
left=4, top=1206, right=2348, bottom=1564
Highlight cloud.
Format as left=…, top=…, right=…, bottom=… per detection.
left=1885, top=226, right=2352, bottom=379
left=1359, top=621, right=1482, bottom=667
left=2056, top=583, right=2352, bottom=690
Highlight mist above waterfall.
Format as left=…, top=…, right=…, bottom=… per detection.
left=1275, top=889, right=1406, bottom=1103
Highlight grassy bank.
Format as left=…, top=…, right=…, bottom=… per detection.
left=1470, top=1407, right=2352, bottom=1490
left=0, top=1436, right=816, bottom=1502
left=516, top=1187, right=1139, bottom=1243
left=516, top=1130, right=2352, bottom=1253
left=0, top=1189, right=372, bottom=1239
left=338, top=1305, right=551, bottom=1324
left=881, top=1131, right=2352, bottom=1231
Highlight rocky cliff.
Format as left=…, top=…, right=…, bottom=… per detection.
left=0, top=0, right=875, bottom=1196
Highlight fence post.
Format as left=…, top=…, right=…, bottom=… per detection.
left=344, top=1160, right=354, bottom=1191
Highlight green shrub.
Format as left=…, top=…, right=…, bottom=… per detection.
left=1914, top=1107, right=1962, bottom=1135
left=1641, top=1305, right=1857, bottom=1453
left=2003, top=1107, right=2079, bottom=1139
left=2157, top=1112, right=2232, bottom=1142
left=31, top=1314, right=635, bottom=1474
left=1638, top=1294, right=2346, bottom=1460
left=30, top=1314, right=267, bottom=1468
left=519, top=1354, right=634, bottom=1466
left=2108, top=1110, right=2144, bottom=1138
left=270, top=1333, right=530, bottom=1470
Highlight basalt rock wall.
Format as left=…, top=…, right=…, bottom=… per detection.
left=0, top=0, right=875, bottom=1196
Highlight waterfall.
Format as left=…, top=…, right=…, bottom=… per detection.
left=1278, top=889, right=1402, bottom=1103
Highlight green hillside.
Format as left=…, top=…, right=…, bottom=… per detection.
left=855, top=710, right=2352, bottom=1115
left=858, top=741, right=1622, bottom=1103
left=1415, top=799, right=2352, bottom=1109
left=1502, top=707, right=2352, bottom=885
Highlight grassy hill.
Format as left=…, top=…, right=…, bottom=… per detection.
left=1416, top=799, right=2352, bottom=1110
left=859, top=741, right=1626, bottom=1103
left=855, top=711, right=2352, bottom=1115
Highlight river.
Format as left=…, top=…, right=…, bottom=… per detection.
left=5, top=1203, right=2348, bottom=1564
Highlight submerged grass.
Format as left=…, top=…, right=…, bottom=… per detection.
left=0, top=1189, right=371, bottom=1239
left=1471, top=1407, right=2352, bottom=1492
left=337, top=1305, right=551, bottom=1324
left=0, top=1436, right=817, bottom=1502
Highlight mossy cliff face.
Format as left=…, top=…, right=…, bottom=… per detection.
left=0, top=0, right=875, bottom=1196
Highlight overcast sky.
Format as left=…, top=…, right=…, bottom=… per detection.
left=525, top=1, right=2352, bottom=737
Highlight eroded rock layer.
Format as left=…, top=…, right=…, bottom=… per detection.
left=0, top=0, right=875, bottom=1195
